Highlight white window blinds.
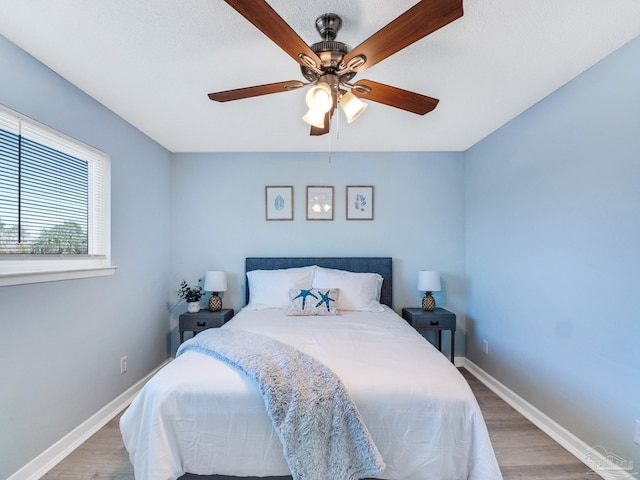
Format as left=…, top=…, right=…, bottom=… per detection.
left=0, top=104, right=112, bottom=284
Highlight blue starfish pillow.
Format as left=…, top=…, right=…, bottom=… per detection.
left=287, top=288, right=340, bottom=316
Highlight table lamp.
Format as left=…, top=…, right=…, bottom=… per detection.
left=418, top=271, right=441, bottom=311
left=204, top=270, right=227, bottom=311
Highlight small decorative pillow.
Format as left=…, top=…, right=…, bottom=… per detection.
left=287, top=288, right=339, bottom=316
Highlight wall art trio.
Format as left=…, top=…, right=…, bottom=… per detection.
left=265, top=185, right=374, bottom=221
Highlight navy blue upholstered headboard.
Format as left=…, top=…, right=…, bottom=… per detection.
left=245, top=257, right=393, bottom=308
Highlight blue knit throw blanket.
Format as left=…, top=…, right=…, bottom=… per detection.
left=176, top=328, right=385, bottom=480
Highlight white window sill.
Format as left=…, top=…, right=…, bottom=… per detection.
left=0, top=266, right=118, bottom=287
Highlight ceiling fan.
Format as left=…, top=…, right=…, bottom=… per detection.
left=208, top=0, right=464, bottom=136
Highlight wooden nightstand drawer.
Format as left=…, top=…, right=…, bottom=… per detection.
left=181, top=315, right=224, bottom=330
left=402, top=308, right=455, bottom=328
left=179, top=309, right=234, bottom=343
left=412, top=314, right=456, bottom=330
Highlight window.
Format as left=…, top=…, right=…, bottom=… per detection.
left=0, top=104, right=114, bottom=286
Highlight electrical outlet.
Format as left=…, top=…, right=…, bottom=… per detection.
left=482, top=340, right=489, bottom=355
left=120, top=356, right=128, bottom=375
left=634, top=420, right=640, bottom=445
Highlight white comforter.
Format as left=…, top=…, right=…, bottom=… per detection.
left=120, top=307, right=502, bottom=480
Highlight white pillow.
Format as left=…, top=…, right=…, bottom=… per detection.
left=312, top=267, right=384, bottom=312
left=246, top=266, right=316, bottom=309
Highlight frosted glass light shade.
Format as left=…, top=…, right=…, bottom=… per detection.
left=204, top=270, right=227, bottom=292
left=339, top=91, right=367, bottom=123
left=417, top=271, right=441, bottom=292
left=305, top=83, right=333, bottom=113
left=302, top=108, right=326, bottom=128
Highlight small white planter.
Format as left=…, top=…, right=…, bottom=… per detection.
left=187, top=302, right=201, bottom=313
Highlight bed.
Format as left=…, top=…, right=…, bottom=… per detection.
left=120, top=257, right=502, bottom=480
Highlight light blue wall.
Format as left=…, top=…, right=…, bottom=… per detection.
left=465, top=35, right=640, bottom=470
left=169, top=151, right=467, bottom=355
left=5, top=24, right=638, bottom=479
left=0, top=36, right=172, bottom=478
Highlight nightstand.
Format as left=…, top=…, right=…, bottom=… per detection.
left=402, top=307, right=456, bottom=363
left=179, top=308, right=234, bottom=343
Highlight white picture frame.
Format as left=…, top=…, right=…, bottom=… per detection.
left=306, top=186, right=334, bottom=221
left=265, top=186, right=293, bottom=221
left=346, top=185, right=374, bottom=220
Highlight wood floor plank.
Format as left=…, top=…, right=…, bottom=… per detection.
left=40, top=368, right=600, bottom=480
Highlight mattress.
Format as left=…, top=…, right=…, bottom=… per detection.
left=120, top=307, right=502, bottom=480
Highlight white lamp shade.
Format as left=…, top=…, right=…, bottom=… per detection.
left=305, top=83, right=333, bottom=113
left=417, top=271, right=441, bottom=292
left=302, top=108, right=326, bottom=128
left=204, top=271, right=227, bottom=292
left=339, top=91, right=367, bottom=123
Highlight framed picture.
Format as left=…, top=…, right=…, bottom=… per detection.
left=265, top=186, right=293, bottom=221
left=346, top=185, right=374, bottom=220
left=306, top=186, right=334, bottom=221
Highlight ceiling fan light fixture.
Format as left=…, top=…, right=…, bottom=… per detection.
left=305, top=82, right=333, bottom=113
left=209, top=2, right=463, bottom=137
left=302, top=108, right=326, bottom=129
left=339, top=91, right=367, bottom=123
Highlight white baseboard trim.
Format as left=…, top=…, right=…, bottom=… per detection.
left=8, top=359, right=170, bottom=480
left=463, top=359, right=638, bottom=480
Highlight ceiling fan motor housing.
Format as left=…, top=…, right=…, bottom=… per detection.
left=315, top=13, right=341, bottom=40
left=300, top=14, right=356, bottom=82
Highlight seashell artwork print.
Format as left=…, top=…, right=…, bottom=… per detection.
left=274, top=194, right=285, bottom=211
left=266, top=186, right=293, bottom=220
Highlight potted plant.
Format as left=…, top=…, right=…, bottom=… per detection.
left=177, top=279, right=204, bottom=313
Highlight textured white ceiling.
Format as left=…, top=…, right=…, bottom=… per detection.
left=1, top=0, right=639, bottom=152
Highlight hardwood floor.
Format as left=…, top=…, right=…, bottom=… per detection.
left=40, top=368, right=601, bottom=480
left=40, top=411, right=133, bottom=480
left=460, top=369, right=602, bottom=480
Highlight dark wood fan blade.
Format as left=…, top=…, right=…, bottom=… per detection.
left=208, top=80, right=303, bottom=102
left=224, top=0, right=322, bottom=68
left=343, top=0, right=463, bottom=73
left=352, top=80, right=439, bottom=115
